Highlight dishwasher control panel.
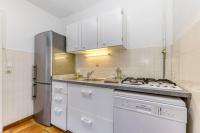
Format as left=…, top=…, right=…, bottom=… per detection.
left=114, top=97, right=159, bottom=115
left=114, top=96, right=187, bottom=123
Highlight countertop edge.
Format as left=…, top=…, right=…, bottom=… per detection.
left=53, top=79, right=192, bottom=99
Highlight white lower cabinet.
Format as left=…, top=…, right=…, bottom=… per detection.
left=51, top=81, right=68, bottom=131
left=68, top=107, right=113, bottom=133
left=68, top=84, right=113, bottom=119
left=68, top=83, right=114, bottom=133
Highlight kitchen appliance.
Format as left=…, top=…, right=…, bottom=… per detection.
left=33, top=31, right=75, bottom=126
left=121, top=77, right=182, bottom=91
left=114, top=91, right=187, bottom=133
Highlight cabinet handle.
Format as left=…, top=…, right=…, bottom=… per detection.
left=81, top=116, right=93, bottom=126
left=81, top=90, right=92, bottom=97
left=54, top=108, right=63, bottom=115
left=54, top=96, right=63, bottom=103
left=55, top=87, right=62, bottom=93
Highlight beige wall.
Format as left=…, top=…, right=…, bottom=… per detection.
left=0, top=0, right=65, bottom=126
left=172, top=20, right=200, bottom=133
left=76, top=46, right=172, bottom=80
left=173, top=0, right=200, bottom=132
left=2, top=49, right=34, bottom=126
left=0, top=11, right=4, bottom=132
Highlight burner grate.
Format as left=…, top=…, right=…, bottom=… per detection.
left=121, top=77, right=176, bottom=86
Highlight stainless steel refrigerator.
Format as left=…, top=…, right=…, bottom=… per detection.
left=33, top=31, right=75, bottom=126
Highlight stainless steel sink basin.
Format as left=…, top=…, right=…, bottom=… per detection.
left=77, top=78, right=105, bottom=82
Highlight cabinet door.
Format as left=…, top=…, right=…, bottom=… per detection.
left=81, top=17, right=98, bottom=50
left=99, top=8, right=124, bottom=48
left=66, top=22, right=81, bottom=52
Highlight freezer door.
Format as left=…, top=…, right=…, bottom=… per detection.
left=33, top=83, right=51, bottom=126
left=34, top=32, right=52, bottom=83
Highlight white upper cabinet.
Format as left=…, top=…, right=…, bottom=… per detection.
left=66, top=8, right=126, bottom=52
left=81, top=17, right=98, bottom=50
left=98, top=8, right=126, bottom=48
left=66, top=22, right=81, bottom=52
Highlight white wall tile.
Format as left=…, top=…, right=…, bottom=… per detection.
left=172, top=19, right=200, bottom=133
left=76, top=47, right=172, bottom=79
left=2, top=49, right=34, bottom=126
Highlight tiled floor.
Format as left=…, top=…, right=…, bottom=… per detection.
left=3, top=119, right=66, bottom=133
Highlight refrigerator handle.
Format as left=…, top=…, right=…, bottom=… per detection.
left=32, top=65, right=37, bottom=81
left=32, top=83, right=37, bottom=98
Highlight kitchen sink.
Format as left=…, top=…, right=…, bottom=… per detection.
left=83, top=78, right=105, bottom=81
left=77, top=78, right=105, bottom=82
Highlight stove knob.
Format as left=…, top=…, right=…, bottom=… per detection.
left=156, top=85, right=160, bottom=87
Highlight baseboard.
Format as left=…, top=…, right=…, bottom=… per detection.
left=3, top=115, right=34, bottom=131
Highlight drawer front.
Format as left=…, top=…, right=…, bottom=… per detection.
left=68, top=84, right=114, bottom=120
left=68, top=107, right=113, bottom=133
left=51, top=81, right=68, bottom=131
left=51, top=105, right=67, bottom=131
left=52, top=81, right=68, bottom=95
left=52, top=93, right=67, bottom=107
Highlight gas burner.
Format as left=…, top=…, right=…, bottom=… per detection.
left=157, top=79, right=176, bottom=86
left=121, top=77, right=145, bottom=85
left=121, top=77, right=181, bottom=90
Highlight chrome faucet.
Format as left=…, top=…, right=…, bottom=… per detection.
left=116, top=67, right=123, bottom=79
left=86, top=70, right=94, bottom=80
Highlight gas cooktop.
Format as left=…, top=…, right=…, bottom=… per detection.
left=121, top=77, right=182, bottom=91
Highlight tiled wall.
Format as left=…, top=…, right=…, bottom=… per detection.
left=76, top=46, right=172, bottom=80
left=2, top=49, right=34, bottom=126
left=172, top=20, right=200, bottom=133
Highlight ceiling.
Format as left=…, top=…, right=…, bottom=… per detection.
left=27, top=0, right=103, bottom=18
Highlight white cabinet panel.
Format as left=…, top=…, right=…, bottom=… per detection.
left=81, top=17, right=98, bottom=50
left=51, top=81, right=68, bottom=131
left=68, top=108, right=113, bottom=133
left=66, top=8, right=127, bottom=52
left=66, top=22, right=81, bottom=52
left=68, top=84, right=114, bottom=120
left=99, top=8, right=125, bottom=48
left=68, top=83, right=114, bottom=133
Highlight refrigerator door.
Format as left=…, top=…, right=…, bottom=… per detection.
left=34, top=32, right=52, bottom=84
left=34, top=83, right=52, bottom=126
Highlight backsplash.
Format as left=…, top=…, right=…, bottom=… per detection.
left=76, top=46, right=172, bottom=80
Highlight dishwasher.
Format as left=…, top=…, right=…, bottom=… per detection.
left=114, top=91, right=187, bottom=133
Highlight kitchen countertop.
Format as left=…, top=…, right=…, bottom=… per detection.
left=53, top=78, right=192, bottom=100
